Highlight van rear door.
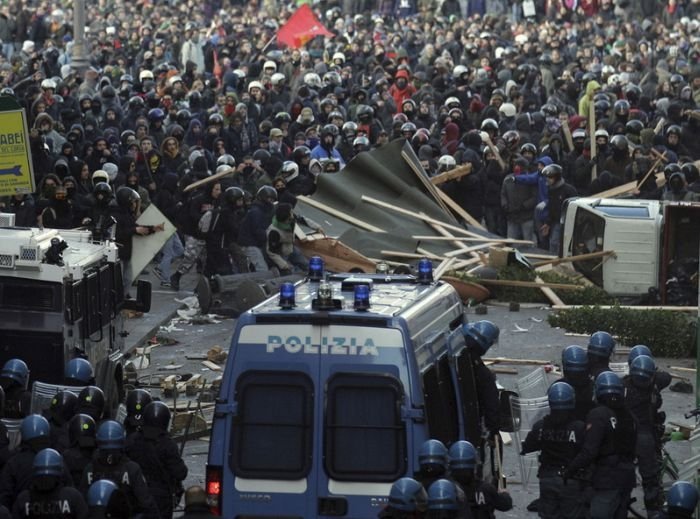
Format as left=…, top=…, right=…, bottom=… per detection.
left=316, top=325, right=410, bottom=518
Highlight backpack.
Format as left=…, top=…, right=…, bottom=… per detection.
left=197, top=208, right=220, bottom=238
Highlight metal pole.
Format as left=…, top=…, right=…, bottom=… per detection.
left=71, top=0, right=89, bottom=73
left=696, top=237, right=699, bottom=410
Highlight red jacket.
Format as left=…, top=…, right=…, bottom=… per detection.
left=389, top=69, right=417, bottom=113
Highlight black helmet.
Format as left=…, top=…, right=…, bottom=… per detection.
left=77, top=386, right=105, bottom=422
left=292, top=146, right=311, bottom=162
left=208, top=113, right=224, bottom=126
left=625, top=119, right=643, bottom=136
left=664, top=162, right=682, bottom=180
left=519, top=143, right=537, bottom=156
left=681, top=162, right=699, bottom=183
left=125, top=388, right=152, bottom=418
left=624, top=84, right=641, bottom=105
left=147, top=107, right=165, bottom=122
left=256, top=185, right=277, bottom=203
left=176, top=109, right=192, bottom=128
left=541, top=103, right=559, bottom=117
left=68, top=413, right=97, bottom=448
left=669, top=73, right=685, bottom=87
left=594, top=99, right=611, bottom=116
left=321, top=124, right=338, bottom=138
left=613, top=99, right=630, bottom=117
left=274, top=112, right=292, bottom=124
left=542, top=164, right=563, bottom=178
left=252, top=148, right=271, bottom=165
left=224, top=186, right=245, bottom=206
left=49, top=390, right=79, bottom=426
left=143, top=401, right=171, bottom=431
left=115, top=186, right=140, bottom=210
left=128, top=96, right=144, bottom=109
left=101, top=85, right=116, bottom=99
left=503, top=130, right=520, bottom=147
left=356, top=104, right=373, bottom=123
left=610, top=134, right=628, bottom=151
left=666, top=125, right=682, bottom=138
left=480, top=118, right=499, bottom=132
left=342, top=121, right=358, bottom=139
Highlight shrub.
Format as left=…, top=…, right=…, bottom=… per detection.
left=548, top=305, right=696, bottom=358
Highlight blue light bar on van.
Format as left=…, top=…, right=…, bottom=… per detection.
left=417, top=258, right=433, bottom=284
left=353, top=284, right=371, bottom=311
left=308, top=256, right=324, bottom=281
left=279, top=282, right=296, bottom=309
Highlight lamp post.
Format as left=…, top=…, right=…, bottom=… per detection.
left=70, top=0, right=89, bottom=73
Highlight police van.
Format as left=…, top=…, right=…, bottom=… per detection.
left=206, top=260, right=482, bottom=518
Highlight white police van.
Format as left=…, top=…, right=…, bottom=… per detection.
left=206, top=259, right=481, bottom=518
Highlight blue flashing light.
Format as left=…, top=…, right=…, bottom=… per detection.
left=308, top=256, right=324, bottom=281
left=417, top=258, right=433, bottom=284
left=353, top=284, right=371, bottom=311
left=279, top=282, right=296, bottom=309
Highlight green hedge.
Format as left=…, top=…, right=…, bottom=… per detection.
left=548, top=305, right=696, bottom=358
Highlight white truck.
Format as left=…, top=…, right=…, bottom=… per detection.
left=0, top=219, right=150, bottom=415
left=561, top=198, right=700, bottom=303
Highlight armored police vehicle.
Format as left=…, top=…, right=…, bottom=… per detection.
left=206, top=259, right=481, bottom=518
left=0, top=221, right=150, bottom=415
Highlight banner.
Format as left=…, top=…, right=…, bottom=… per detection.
left=277, top=4, right=333, bottom=49
left=0, top=108, right=35, bottom=197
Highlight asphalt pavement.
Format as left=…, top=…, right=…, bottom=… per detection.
left=123, top=269, right=699, bottom=518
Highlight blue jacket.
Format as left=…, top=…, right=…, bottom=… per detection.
left=515, top=156, right=552, bottom=221
left=310, top=144, right=345, bottom=167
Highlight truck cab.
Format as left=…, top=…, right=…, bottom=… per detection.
left=562, top=198, right=700, bottom=303
left=206, top=267, right=481, bottom=518
left=0, top=224, right=150, bottom=415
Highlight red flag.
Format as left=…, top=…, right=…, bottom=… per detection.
left=277, top=4, right=333, bottom=49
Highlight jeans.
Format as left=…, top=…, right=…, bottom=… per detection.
left=159, top=233, right=184, bottom=279
left=2, top=42, right=13, bottom=61
left=243, top=246, right=269, bottom=272
left=506, top=219, right=535, bottom=242
left=548, top=221, right=562, bottom=255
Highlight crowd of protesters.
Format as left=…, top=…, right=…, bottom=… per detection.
left=1, top=0, right=700, bottom=288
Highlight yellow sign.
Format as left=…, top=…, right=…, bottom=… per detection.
left=0, top=109, right=35, bottom=196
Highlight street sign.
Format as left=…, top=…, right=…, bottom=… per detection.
left=0, top=105, right=35, bottom=197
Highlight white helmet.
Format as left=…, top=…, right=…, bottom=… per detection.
left=139, top=70, right=154, bottom=81
left=438, top=155, right=456, bottom=170
left=41, top=78, right=57, bottom=90
left=247, top=80, right=264, bottom=93
left=594, top=129, right=609, bottom=140
left=103, top=163, right=118, bottom=182
left=499, top=103, right=517, bottom=118
left=271, top=73, right=286, bottom=86
left=607, top=74, right=621, bottom=87
left=453, top=65, right=469, bottom=77
left=304, top=72, right=322, bottom=89
left=281, top=161, right=299, bottom=182
left=444, top=96, right=461, bottom=109
left=332, top=52, right=345, bottom=64
left=263, top=60, right=277, bottom=72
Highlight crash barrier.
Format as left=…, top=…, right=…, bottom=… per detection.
left=609, top=362, right=630, bottom=376
left=31, top=381, right=83, bottom=415
left=509, top=395, right=550, bottom=489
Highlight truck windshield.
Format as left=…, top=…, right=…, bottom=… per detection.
left=596, top=206, right=650, bottom=218
left=571, top=208, right=605, bottom=286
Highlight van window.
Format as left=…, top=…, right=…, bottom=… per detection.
left=231, top=371, right=313, bottom=480
left=422, top=356, right=460, bottom=444
left=571, top=208, right=605, bottom=286
left=325, top=373, right=406, bottom=482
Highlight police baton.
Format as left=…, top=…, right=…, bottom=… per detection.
left=493, top=433, right=505, bottom=491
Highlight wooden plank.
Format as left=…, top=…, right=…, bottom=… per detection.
left=476, top=279, right=584, bottom=290
left=183, top=166, right=235, bottom=193
left=552, top=305, right=698, bottom=312
left=589, top=105, right=597, bottom=180
left=669, top=366, right=697, bottom=373
left=435, top=187, right=487, bottom=230
left=201, top=360, right=222, bottom=371
left=534, top=250, right=616, bottom=268
left=429, top=163, right=472, bottom=185
left=484, top=357, right=552, bottom=365
left=297, top=195, right=386, bottom=233
left=412, top=235, right=534, bottom=245
left=444, top=242, right=493, bottom=258
left=380, top=250, right=447, bottom=260
left=535, top=275, right=565, bottom=306
left=592, top=172, right=664, bottom=199
left=297, top=237, right=376, bottom=273
left=362, top=195, right=482, bottom=238
left=490, top=367, right=519, bottom=375
left=433, top=257, right=457, bottom=280
left=401, top=149, right=456, bottom=221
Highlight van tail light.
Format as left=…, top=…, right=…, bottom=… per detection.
left=205, top=465, right=223, bottom=516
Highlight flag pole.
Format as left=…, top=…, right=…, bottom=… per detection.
left=260, top=34, right=278, bottom=56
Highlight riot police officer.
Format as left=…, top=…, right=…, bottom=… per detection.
left=521, top=382, right=586, bottom=518
left=461, top=321, right=500, bottom=446
left=426, top=479, right=462, bottom=519
left=623, top=354, right=665, bottom=516
left=448, top=441, right=512, bottom=519
left=660, top=481, right=698, bottom=519
left=125, top=401, right=187, bottom=518
left=415, top=440, right=449, bottom=489
left=559, top=345, right=595, bottom=421
left=0, top=359, right=32, bottom=419
left=565, top=372, right=637, bottom=519
left=76, top=386, right=105, bottom=423
left=86, top=479, right=132, bottom=519
left=64, top=359, right=95, bottom=387
left=12, top=448, right=88, bottom=518
left=123, top=389, right=152, bottom=436
left=587, top=331, right=615, bottom=379
left=63, top=414, right=97, bottom=485
left=379, top=477, right=428, bottom=518
left=79, top=420, right=159, bottom=518
left=0, top=414, right=71, bottom=508
left=46, top=390, right=79, bottom=453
